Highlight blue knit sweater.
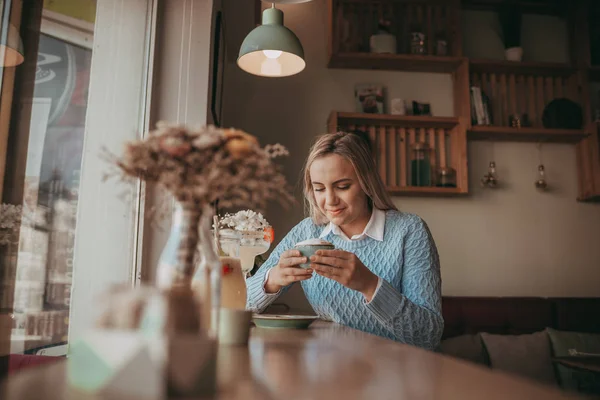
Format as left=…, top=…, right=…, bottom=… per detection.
left=246, top=211, right=443, bottom=350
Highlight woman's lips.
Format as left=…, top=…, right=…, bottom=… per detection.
left=328, top=209, right=344, bottom=216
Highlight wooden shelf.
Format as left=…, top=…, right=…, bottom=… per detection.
left=469, top=59, right=576, bottom=76
left=387, top=186, right=465, bottom=196
left=329, top=111, right=468, bottom=197
left=331, top=112, right=459, bottom=130
left=325, top=0, right=599, bottom=202
left=328, top=53, right=464, bottom=74
left=462, top=0, right=567, bottom=16
left=578, top=193, right=600, bottom=202
left=468, top=125, right=587, bottom=143
left=576, top=123, right=600, bottom=201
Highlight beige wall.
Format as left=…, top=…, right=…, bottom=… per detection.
left=222, top=1, right=600, bottom=310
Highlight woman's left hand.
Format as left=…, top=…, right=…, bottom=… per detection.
left=310, top=249, right=379, bottom=301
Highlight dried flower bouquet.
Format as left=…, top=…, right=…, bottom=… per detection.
left=108, top=122, right=293, bottom=286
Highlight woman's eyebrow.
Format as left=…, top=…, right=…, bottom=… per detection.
left=312, top=178, right=352, bottom=185
left=333, top=178, right=352, bottom=184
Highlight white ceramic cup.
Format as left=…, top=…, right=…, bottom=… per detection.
left=218, top=308, right=252, bottom=346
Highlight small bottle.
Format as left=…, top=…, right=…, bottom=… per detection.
left=190, top=213, right=224, bottom=340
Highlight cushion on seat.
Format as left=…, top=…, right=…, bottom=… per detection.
left=440, top=334, right=489, bottom=366
left=547, top=328, right=600, bottom=395
left=480, top=331, right=557, bottom=386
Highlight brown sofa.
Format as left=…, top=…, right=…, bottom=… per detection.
left=440, top=297, right=600, bottom=395
left=442, top=297, right=600, bottom=339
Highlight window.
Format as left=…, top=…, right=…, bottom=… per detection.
left=0, top=0, right=156, bottom=371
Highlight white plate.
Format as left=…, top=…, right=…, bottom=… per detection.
left=252, top=314, right=319, bottom=329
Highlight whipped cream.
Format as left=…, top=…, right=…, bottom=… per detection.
left=295, top=238, right=334, bottom=247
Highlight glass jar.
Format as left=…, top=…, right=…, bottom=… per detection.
left=409, top=22, right=426, bottom=55
left=436, top=167, right=457, bottom=188
left=239, top=230, right=271, bottom=276
left=218, top=229, right=241, bottom=257
left=410, top=142, right=432, bottom=187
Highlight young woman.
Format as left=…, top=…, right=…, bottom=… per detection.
left=246, top=131, right=443, bottom=350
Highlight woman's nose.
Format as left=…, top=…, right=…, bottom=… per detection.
left=325, top=190, right=338, bottom=205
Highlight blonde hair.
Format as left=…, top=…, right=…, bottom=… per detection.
left=302, top=131, right=398, bottom=225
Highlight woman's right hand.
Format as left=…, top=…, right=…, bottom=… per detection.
left=264, top=249, right=313, bottom=293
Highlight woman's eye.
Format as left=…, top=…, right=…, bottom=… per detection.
left=337, top=185, right=350, bottom=190
left=314, top=187, right=324, bottom=192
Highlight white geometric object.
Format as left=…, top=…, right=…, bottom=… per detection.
left=68, top=283, right=217, bottom=399
left=391, top=99, right=406, bottom=116
left=370, top=33, right=397, bottom=54
left=505, top=46, right=523, bottom=62
left=68, top=330, right=217, bottom=399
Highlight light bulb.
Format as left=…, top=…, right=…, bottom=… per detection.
left=263, top=50, right=282, bottom=59
left=481, top=161, right=498, bottom=188
left=261, top=58, right=282, bottom=76
left=535, top=164, right=547, bottom=190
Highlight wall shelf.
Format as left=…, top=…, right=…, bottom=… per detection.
left=328, top=0, right=462, bottom=75
left=468, top=126, right=587, bottom=143
left=462, top=0, right=567, bottom=16
left=469, top=67, right=582, bottom=137
left=326, top=0, right=599, bottom=200
left=576, top=123, right=600, bottom=201
left=387, top=186, right=465, bottom=196
left=469, top=59, right=576, bottom=77
left=328, top=53, right=463, bottom=74
left=329, top=111, right=468, bottom=197
left=330, top=112, right=459, bottom=130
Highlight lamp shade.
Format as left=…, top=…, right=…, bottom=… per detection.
left=237, top=7, right=305, bottom=77
left=0, top=23, right=24, bottom=67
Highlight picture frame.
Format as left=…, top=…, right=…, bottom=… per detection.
left=355, top=84, right=386, bottom=114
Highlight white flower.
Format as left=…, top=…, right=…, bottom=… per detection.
left=0, top=204, right=23, bottom=245
left=219, top=209, right=270, bottom=232
left=0, top=204, right=22, bottom=229
left=191, top=130, right=223, bottom=150
left=263, top=143, right=289, bottom=159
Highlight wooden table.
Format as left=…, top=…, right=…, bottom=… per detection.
left=0, top=321, right=583, bottom=399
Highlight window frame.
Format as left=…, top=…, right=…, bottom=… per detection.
left=67, top=0, right=158, bottom=345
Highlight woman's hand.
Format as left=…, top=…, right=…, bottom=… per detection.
left=264, top=249, right=313, bottom=294
left=310, top=249, right=379, bottom=301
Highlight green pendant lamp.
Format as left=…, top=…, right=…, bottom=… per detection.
left=0, top=23, right=24, bottom=67
left=237, top=5, right=305, bottom=78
